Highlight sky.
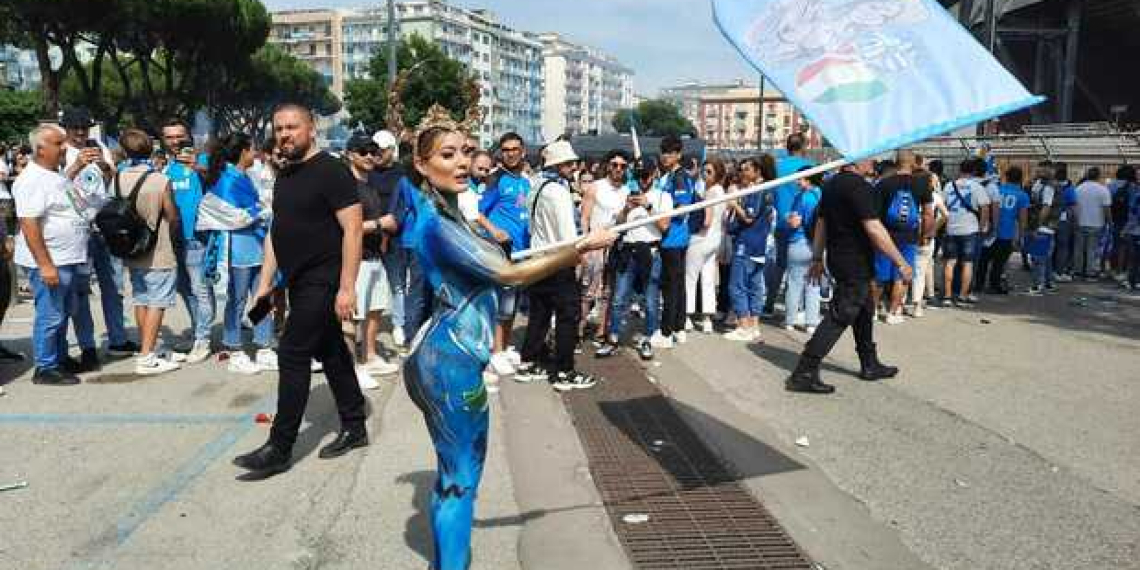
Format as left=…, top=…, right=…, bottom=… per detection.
left=262, top=0, right=758, bottom=95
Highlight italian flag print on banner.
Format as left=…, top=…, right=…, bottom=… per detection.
left=796, top=54, right=887, bottom=105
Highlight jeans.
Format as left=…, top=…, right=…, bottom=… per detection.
left=69, top=270, right=97, bottom=350
left=88, top=236, right=128, bottom=346
left=1129, top=235, right=1140, bottom=288
left=1030, top=233, right=1055, bottom=288
left=784, top=240, right=821, bottom=328
left=176, top=239, right=216, bottom=342
left=395, top=247, right=429, bottom=340
left=1054, top=220, right=1074, bottom=275
left=519, top=268, right=579, bottom=372
left=659, top=248, right=687, bottom=336
left=28, top=265, right=82, bottom=371
left=729, top=255, right=766, bottom=318
left=763, top=233, right=787, bottom=311
left=801, top=278, right=876, bottom=368
left=610, top=248, right=661, bottom=339
left=223, top=265, right=273, bottom=350
left=381, top=247, right=406, bottom=331
left=684, top=237, right=719, bottom=316
left=0, top=258, right=11, bottom=326
left=1073, top=226, right=1103, bottom=276
left=270, top=283, right=366, bottom=451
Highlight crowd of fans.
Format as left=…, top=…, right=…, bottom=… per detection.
left=1, top=110, right=1138, bottom=391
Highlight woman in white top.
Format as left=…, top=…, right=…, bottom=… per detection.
left=578, top=151, right=630, bottom=341
left=684, top=158, right=728, bottom=333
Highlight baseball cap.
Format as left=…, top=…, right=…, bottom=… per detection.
left=346, top=132, right=378, bottom=153
left=60, top=107, right=96, bottom=129
left=372, top=130, right=397, bottom=149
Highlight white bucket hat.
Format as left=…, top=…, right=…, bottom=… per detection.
left=542, top=140, right=579, bottom=169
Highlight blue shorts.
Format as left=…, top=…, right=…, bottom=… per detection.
left=943, top=234, right=979, bottom=261
left=875, top=244, right=917, bottom=283
left=130, top=268, right=177, bottom=308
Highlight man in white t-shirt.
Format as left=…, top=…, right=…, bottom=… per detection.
left=940, top=158, right=991, bottom=306
left=1073, top=167, right=1112, bottom=278
left=14, top=125, right=93, bottom=385
left=60, top=107, right=138, bottom=365
left=597, top=158, right=672, bottom=361
left=515, top=141, right=596, bottom=392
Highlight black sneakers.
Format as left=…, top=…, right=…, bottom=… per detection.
left=551, top=370, right=598, bottom=392
left=32, top=368, right=81, bottom=386
left=513, top=362, right=549, bottom=384
left=637, top=340, right=654, bottom=361
left=107, top=341, right=141, bottom=357
left=595, top=344, right=619, bottom=358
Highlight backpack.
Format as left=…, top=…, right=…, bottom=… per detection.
left=1111, top=182, right=1133, bottom=227
left=884, top=184, right=920, bottom=233
left=665, top=170, right=704, bottom=234
left=95, top=171, right=160, bottom=259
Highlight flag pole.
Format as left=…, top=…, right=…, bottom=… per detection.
left=512, top=157, right=851, bottom=261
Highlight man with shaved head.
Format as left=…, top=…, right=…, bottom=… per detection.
left=233, top=104, right=369, bottom=477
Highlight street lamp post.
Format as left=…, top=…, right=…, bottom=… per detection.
left=386, top=0, right=398, bottom=89
left=757, top=74, right=765, bottom=150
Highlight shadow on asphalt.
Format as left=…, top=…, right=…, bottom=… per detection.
left=746, top=341, right=861, bottom=379
left=397, top=469, right=610, bottom=565
left=579, top=352, right=807, bottom=491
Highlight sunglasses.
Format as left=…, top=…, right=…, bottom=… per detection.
left=353, top=148, right=379, bottom=157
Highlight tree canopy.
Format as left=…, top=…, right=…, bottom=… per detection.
left=344, top=34, right=477, bottom=134
left=5, top=0, right=271, bottom=131
left=0, top=90, right=43, bottom=144
left=207, top=44, right=340, bottom=137
left=612, top=99, right=697, bottom=138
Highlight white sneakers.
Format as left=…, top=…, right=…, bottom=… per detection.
left=673, top=331, right=687, bottom=344
left=356, top=366, right=380, bottom=390
left=489, top=352, right=516, bottom=375
left=227, top=352, right=262, bottom=375
left=684, top=318, right=695, bottom=332
left=649, top=331, right=674, bottom=349
left=723, top=328, right=760, bottom=342
left=256, top=349, right=279, bottom=371
left=884, top=313, right=906, bottom=325
left=136, top=353, right=180, bottom=376
left=699, top=318, right=715, bottom=334
left=185, top=340, right=212, bottom=364
left=363, top=356, right=399, bottom=376
left=505, top=347, right=522, bottom=366
left=392, top=327, right=407, bottom=348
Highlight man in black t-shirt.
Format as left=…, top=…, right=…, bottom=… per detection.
left=872, top=151, right=934, bottom=322
left=787, top=161, right=914, bottom=395
left=233, top=104, right=368, bottom=477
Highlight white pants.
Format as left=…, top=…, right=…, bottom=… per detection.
left=685, top=236, right=720, bottom=315
left=911, top=242, right=935, bottom=305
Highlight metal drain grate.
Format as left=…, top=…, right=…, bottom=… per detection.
left=565, top=352, right=814, bottom=569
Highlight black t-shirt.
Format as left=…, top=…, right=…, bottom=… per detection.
left=820, top=171, right=878, bottom=280
left=875, top=173, right=933, bottom=245
left=368, top=164, right=405, bottom=218
left=272, top=152, right=360, bottom=285
left=356, top=177, right=385, bottom=260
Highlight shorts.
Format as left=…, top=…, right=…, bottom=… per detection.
left=875, top=244, right=917, bottom=283
left=497, top=240, right=519, bottom=321
left=130, top=268, right=177, bottom=308
left=943, top=233, right=979, bottom=261
left=578, top=249, right=610, bottom=300
left=355, top=258, right=390, bottom=318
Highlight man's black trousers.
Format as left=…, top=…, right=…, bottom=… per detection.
left=802, top=278, right=876, bottom=365
left=659, top=248, right=687, bottom=336
left=270, top=282, right=367, bottom=451
left=520, top=268, right=580, bottom=373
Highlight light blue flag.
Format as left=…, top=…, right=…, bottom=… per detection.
left=711, top=0, right=1044, bottom=160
